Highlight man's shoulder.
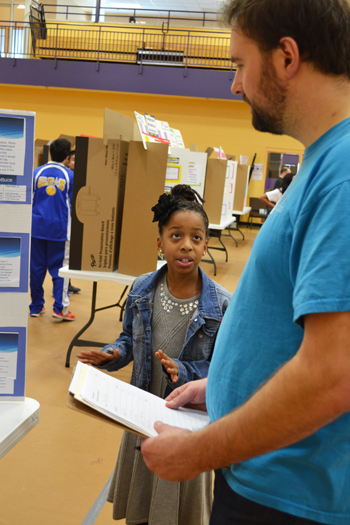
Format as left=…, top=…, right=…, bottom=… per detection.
left=274, top=178, right=282, bottom=189
left=310, top=132, right=350, bottom=188
left=314, top=119, right=350, bottom=163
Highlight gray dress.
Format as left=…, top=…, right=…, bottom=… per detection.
left=107, top=273, right=213, bottom=524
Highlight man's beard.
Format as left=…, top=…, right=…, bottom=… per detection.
left=244, top=57, right=288, bottom=135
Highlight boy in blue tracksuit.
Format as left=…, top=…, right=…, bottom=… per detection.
left=29, top=138, right=75, bottom=321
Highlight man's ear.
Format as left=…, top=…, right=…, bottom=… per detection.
left=275, top=36, right=300, bottom=79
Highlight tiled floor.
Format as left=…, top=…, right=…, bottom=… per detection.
left=0, top=226, right=258, bottom=525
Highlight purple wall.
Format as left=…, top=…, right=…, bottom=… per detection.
left=265, top=178, right=276, bottom=190
left=0, top=58, right=242, bottom=101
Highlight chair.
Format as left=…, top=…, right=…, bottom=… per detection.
left=248, top=197, right=268, bottom=229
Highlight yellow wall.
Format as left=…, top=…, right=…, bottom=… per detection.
left=0, top=83, right=304, bottom=216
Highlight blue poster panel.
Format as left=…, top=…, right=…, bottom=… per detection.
left=0, top=232, right=29, bottom=293
left=0, top=327, right=26, bottom=398
left=0, top=112, right=35, bottom=205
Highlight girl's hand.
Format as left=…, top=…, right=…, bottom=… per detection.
left=76, top=348, right=119, bottom=366
left=155, top=349, right=179, bottom=383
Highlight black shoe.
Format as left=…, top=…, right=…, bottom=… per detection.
left=68, top=284, right=81, bottom=294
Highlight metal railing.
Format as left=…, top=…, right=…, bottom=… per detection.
left=0, top=21, right=233, bottom=72
left=0, top=22, right=33, bottom=59
left=38, top=2, right=221, bottom=28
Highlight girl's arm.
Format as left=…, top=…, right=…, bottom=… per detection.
left=259, top=193, right=275, bottom=208
left=96, top=292, right=136, bottom=372
left=172, top=357, right=210, bottom=386
left=156, top=349, right=211, bottom=387
left=77, top=348, right=119, bottom=366
left=155, top=350, right=179, bottom=383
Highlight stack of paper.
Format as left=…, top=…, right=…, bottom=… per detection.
left=69, top=362, right=210, bottom=438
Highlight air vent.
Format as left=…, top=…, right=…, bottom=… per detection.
left=137, top=49, right=184, bottom=66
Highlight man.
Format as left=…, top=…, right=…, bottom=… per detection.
left=141, top=1, right=350, bottom=524
left=274, top=165, right=291, bottom=189
left=30, top=138, right=76, bottom=321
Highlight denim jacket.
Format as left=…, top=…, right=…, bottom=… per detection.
left=100, top=265, right=232, bottom=397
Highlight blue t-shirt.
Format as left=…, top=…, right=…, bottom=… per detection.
left=32, top=162, right=74, bottom=241
left=207, top=118, right=350, bottom=525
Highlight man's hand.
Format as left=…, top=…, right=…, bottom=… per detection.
left=76, top=348, right=119, bottom=366
left=165, top=378, right=207, bottom=411
left=155, top=349, right=179, bottom=383
left=141, top=422, right=202, bottom=481
left=141, top=379, right=209, bottom=481
left=144, top=312, right=350, bottom=484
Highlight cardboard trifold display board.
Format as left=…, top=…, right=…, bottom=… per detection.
left=224, top=160, right=238, bottom=220
left=103, top=109, right=170, bottom=276
left=203, top=148, right=240, bottom=224
left=69, top=137, right=128, bottom=272
left=118, top=141, right=169, bottom=277
left=203, top=147, right=249, bottom=223
left=70, top=109, right=170, bottom=276
left=34, top=139, right=49, bottom=169
left=203, top=158, right=228, bottom=224
left=165, top=147, right=207, bottom=199
left=233, top=164, right=249, bottom=212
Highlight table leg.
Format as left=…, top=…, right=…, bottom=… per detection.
left=119, top=296, right=127, bottom=322
left=201, top=248, right=217, bottom=276
left=207, top=232, right=229, bottom=262
left=222, top=224, right=239, bottom=246
left=65, top=283, right=129, bottom=368
left=217, top=236, right=228, bottom=262
left=233, top=215, right=245, bottom=240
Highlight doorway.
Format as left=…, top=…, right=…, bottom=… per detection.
left=264, top=148, right=304, bottom=190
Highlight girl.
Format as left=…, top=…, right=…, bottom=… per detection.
left=77, top=184, right=232, bottom=525
left=259, top=172, right=294, bottom=210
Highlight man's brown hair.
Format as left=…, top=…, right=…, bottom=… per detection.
left=222, top=0, right=350, bottom=78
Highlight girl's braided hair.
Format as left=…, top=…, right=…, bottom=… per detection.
left=151, top=184, right=209, bottom=238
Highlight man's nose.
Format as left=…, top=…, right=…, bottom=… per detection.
left=231, top=70, right=243, bottom=96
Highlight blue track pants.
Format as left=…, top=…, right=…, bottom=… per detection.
left=29, top=237, right=69, bottom=315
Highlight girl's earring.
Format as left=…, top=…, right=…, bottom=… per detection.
left=158, top=248, right=164, bottom=260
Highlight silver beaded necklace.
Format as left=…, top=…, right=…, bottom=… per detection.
left=160, top=283, right=199, bottom=315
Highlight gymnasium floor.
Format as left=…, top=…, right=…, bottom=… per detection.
left=0, top=226, right=258, bottom=525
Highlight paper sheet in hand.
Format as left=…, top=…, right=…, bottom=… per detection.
left=70, top=363, right=210, bottom=437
